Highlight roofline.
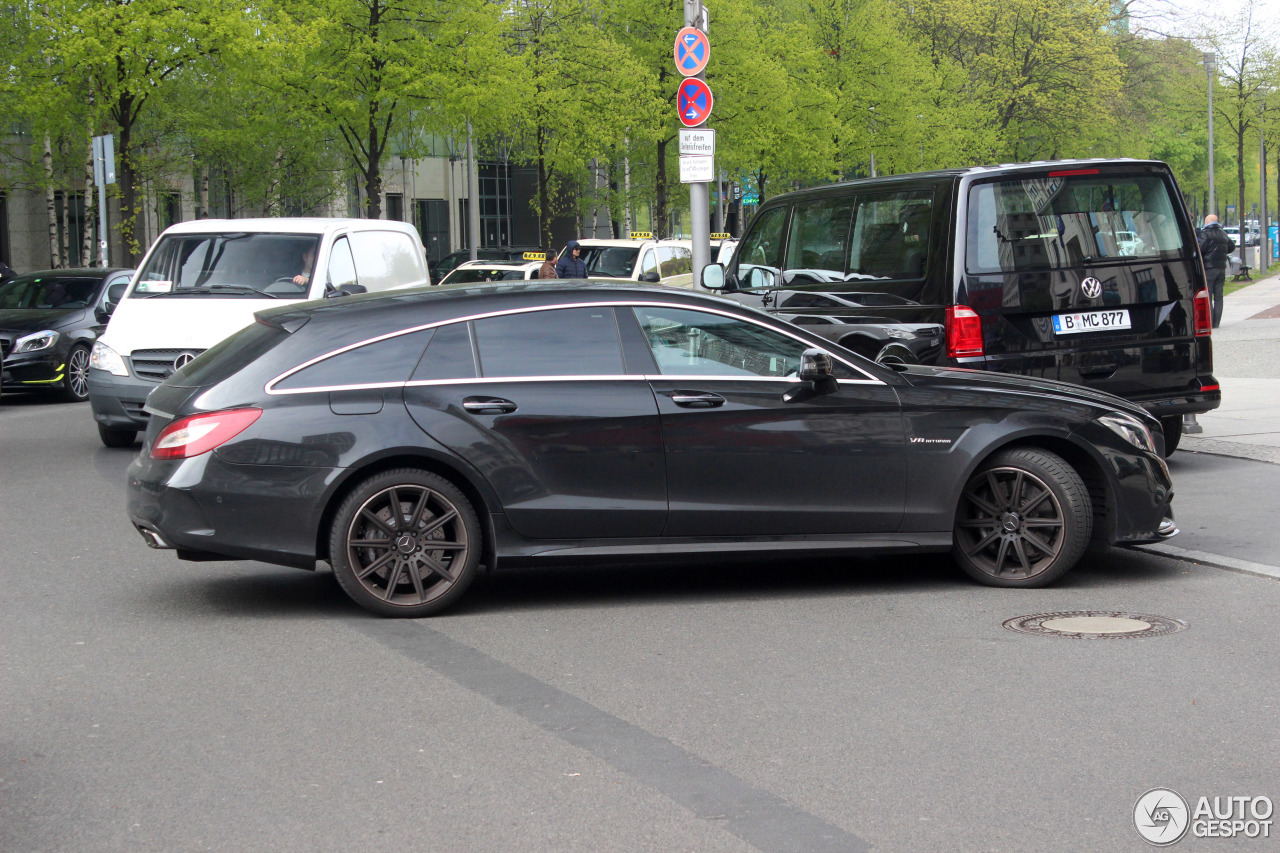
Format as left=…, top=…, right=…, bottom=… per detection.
left=157, top=217, right=421, bottom=235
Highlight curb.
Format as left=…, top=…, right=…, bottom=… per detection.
left=1135, top=542, right=1280, bottom=582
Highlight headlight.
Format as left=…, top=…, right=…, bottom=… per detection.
left=90, top=341, right=129, bottom=376
left=1098, top=413, right=1157, bottom=453
left=14, top=330, right=59, bottom=353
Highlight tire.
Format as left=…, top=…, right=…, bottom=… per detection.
left=62, top=345, right=92, bottom=402
left=1159, top=416, right=1182, bottom=457
left=952, top=448, right=1092, bottom=588
left=329, top=468, right=482, bottom=617
left=98, top=424, right=137, bottom=448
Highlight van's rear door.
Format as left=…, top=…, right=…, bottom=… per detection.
left=957, top=162, right=1215, bottom=414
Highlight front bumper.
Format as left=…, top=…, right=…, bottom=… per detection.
left=88, top=369, right=159, bottom=430
left=2, top=348, right=68, bottom=389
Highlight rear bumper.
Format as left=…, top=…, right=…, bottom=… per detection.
left=1129, top=387, right=1222, bottom=418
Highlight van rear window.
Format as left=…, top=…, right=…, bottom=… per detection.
left=965, top=175, right=1185, bottom=274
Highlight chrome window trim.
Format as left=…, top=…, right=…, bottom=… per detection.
left=265, top=299, right=884, bottom=396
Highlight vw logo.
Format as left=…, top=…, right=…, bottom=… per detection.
left=1080, top=277, right=1103, bottom=299
left=173, top=351, right=197, bottom=370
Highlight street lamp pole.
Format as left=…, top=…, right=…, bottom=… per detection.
left=1205, top=52, right=1217, bottom=220
left=1261, top=93, right=1270, bottom=274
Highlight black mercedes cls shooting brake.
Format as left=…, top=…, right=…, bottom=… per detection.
left=127, top=282, right=1178, bottom=617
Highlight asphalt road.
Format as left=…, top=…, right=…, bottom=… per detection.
left=2, top=393, right=1278, bottom=852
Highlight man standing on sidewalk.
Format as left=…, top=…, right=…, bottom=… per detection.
left=1199, top=214, right=1235, bottom=328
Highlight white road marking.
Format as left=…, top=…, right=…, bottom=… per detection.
left=1136, top=542, right=1280, bottom=581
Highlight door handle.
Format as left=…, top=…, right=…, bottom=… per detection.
left=462, top=396, right=518, bottom=414
left=671, top=391, right=726, bottom=408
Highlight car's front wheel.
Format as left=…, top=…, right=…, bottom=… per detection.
left=1159, top=416, right=1182, bottom=457
left=952, top=448, right=1092, bottom=588
left=329, top=469, right=482, bottom=617
left=63, top=345, right=92, bottom=402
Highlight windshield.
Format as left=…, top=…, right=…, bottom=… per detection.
left=966, top=174, right=1185, bottom=274
left=130, top=233, right=322, bottom=299
left=581, top=246, right=640, bottom=278
left=0, top=274, right=101, bottom=310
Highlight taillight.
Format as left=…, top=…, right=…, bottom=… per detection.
left=151, top=408, right=262, bottom=460
left=1193, top=289, right=1212, bottom=336
left=946, top=306, right=984, bottom=358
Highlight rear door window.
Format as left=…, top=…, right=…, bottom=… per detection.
left=473, top=307, right=625, bottom=377
left=965, top=174, right=1185, bottom=274
left=847, top=192, right=933, bottom=282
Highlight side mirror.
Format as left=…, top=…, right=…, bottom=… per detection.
left=99, top=282, right=128, bottom=319
left=642, top=271, right=661, bottom=283
left=794, top=348, right=838, bottom=396
left=744, top=266, right=777, bottom=290
left=700, top=263, right=725, bottom=290
left=325, top=283, right=368, bottom=299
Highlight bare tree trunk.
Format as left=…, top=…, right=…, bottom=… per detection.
left=264, top=147, right=285, bottom=216
left=623, top=140, right=632, bottom=235
left=58, top=185, right=70, bottom=268
left=82, top=144, right=95, bottom=266
left=655, top=138, right=668, bottom=237
left=43, top=134, right=60, bottom=268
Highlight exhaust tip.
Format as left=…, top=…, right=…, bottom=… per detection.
left=135, top=525, right=173, bottom=550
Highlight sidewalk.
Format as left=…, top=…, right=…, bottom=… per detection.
left=1180, top=267, right=1280, bottom=464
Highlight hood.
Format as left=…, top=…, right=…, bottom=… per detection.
left=98, top=296, right=273, bottom=354
left=900, top=364, right=1154, bottom=421
left=0, top=307, right=87, bottom=334
left=565, top=240, right=581, bottom=251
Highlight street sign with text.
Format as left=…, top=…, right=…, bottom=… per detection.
left=679, top=156, right=715, bottom=184
left=678, top=129, right=715, bottom=156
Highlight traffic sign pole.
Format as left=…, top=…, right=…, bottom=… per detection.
left=682, top=0, right=710, bottom=287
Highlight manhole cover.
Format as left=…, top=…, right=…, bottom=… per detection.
left=1003, top=611, right=1187, bottom=639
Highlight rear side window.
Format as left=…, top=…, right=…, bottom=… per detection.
left=474, top=308, right=625, bottom=377
left=349, top=230, right=427, bottom=291
left=965, top=174, right=1185, bottom=274
left=274, top=330, right=433, bottom=391
left=847, top=192, right=933, bottom=281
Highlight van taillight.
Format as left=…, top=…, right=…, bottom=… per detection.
left=946, top=306, right=984, bottom=358
left=1193, top=289, right=1212, bottom=336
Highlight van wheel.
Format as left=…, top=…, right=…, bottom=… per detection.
left=98, top=424, right=137, bottom=448
left=952, top=448, right=1091, bottom=588
left=329, top=469, right=481, bottom=617
left=1159, top=416, right=1182, bottom=457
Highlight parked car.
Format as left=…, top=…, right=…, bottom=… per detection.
left=89, top=218, right=429, bottom=448
left=0, top=268, right=135, bottom=402
left=127, top=282, right=1176, bottom=618
left=436, top=256, right=544, bottom=286
left=576, top=234, right=696, bottom=288
left=430, top=247, right=539, bottom=282
left=699, top=159, right=1220, bottom=456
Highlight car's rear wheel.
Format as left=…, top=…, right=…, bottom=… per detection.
left=63, top=345, right=91, bottom=402
left=98, top=424, right=137, bottom=448
left=330, top=469, right=481, bottom=617
left=952, top=448, right=1091, bottom=588
left=1159, top=416, right=1182, bottom=457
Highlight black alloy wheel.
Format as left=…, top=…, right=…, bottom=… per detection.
left=952, top=448, right=1091, bottom=588
left=63, top=345, right=91, bottom=402
left=330, top=469, right=481, bottom=617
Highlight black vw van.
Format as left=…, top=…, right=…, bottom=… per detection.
left=700, top=159, right=1219, bottom=454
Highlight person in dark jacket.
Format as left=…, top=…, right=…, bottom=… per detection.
left=555, top=240, right=587, bottom=279
left=1198, top=214, right=1234, bottom=328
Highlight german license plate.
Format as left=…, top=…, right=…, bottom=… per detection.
left=1052, top=309, right=1131, bottom=335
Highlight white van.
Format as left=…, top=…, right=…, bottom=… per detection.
left=88, top=218, right=429, bottom=447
